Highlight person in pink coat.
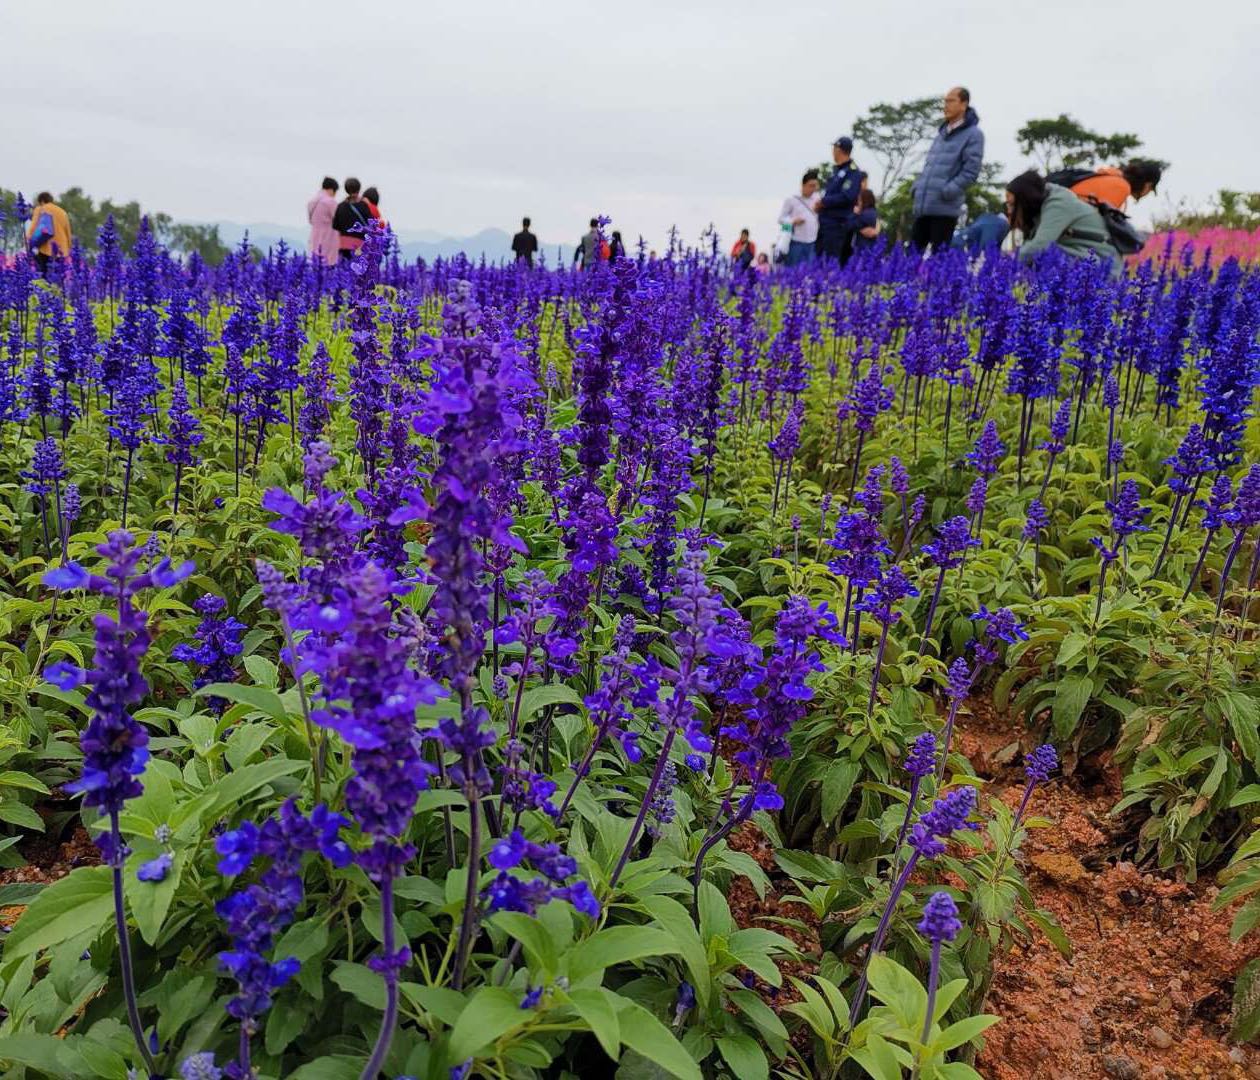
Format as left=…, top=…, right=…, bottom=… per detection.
left=306, top=177, right=339, bottom=266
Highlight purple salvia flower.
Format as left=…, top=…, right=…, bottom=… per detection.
left=918, top=891, right=962, bottom=1048
left=851, top=785, right=978, bottom=1024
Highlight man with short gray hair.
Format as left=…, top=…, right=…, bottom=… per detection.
left=911, top=86, right=984, bottom=252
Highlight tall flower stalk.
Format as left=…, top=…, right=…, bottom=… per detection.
left=848, top=786, right=978, bottom=1024
left=42, top=531, right=194, bottom=1075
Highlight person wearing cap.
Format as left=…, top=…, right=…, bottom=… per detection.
left=911, top=86, right=985, bottom=251
left=816, top=136, right=865, bottom=265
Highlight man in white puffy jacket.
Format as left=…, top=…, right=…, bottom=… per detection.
left=777, top=169, right=821, bottom=267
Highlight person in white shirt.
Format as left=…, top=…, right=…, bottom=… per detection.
left=778, top=169, right=821, bottom=267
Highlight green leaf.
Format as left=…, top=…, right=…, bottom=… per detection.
left=195, top=681, right=288, bottom=724
left=729, top=988, right=789, bottom=1046
left=1055, top=631, right=1089, bottom=667
left=1052, top=674, right=1093, bottom=740
left=448, top=986, right=529, bottom=1061
left=225, top=723, right=275, bottom=769
left=493, top=911, right=559, bottom=975
left=125, top=847, right=185, bottom=945
left=616, top=1000, right=701, bottom=1080
left=0, top=1033, right=82, bottom=1075
left=715, top=1034, right=768, bottom=1080
left=935, top=1013, right=1001, bottom=1052
left=851, top=1032, right=904, bottom=1080
left=640, top=896, right=711, bottom=1007
left=0, top=771, right=50, bottom=794
left=1233, top=957, right=1260, bottom=1042
left=567, top=987, right=621, bottom=1061
left=865, top=954, right=926, bottom=1028
left=5, top=866, right=112, bottom=962
left=1232, top=896, right=1260, bottom=943
left=331, top=962, right=385, bottom=1009
left=519, top=684, right=584, bottom=722
left=1025, top=908, right=1072, bottom=959
left=0, top=800, right=46, bottom=831
left=172, top=759, right=307, bottom=840
left=568, top=925, right=681, bottom=982
left=821, top=761, right=861, bottom=824
left=1228, top=693, right=1260, bottom=768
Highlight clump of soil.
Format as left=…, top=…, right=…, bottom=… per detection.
left=957, top=698, right=1260, bottom=1080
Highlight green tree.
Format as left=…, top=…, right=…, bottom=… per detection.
left=964, top=161, right=1007, bottom=221
left=1016, top=114, right=1142, bottom=172
left=167, top=222, right=232, bottom=266
left=851, top=97, right=940, bottom=197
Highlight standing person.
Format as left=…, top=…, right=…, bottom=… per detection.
left=512, top=217, right=538, bottom=267
left=730, top=228, right=756, bottom=270
left=25, top=192, right=72, bottom=274
left=574, top=218, right=601, bottom=269
left=777, top=169, right=820, bottom=267
left=816, top=137, right=864, bottom=264
left=306, top=177, right=339, bottom=267
left=911, top=87, right=985, bottom=251
left=362, top=186, right=384, bottom=223
left=850, top=189, right=881, bottom=256
left=609, top=230, right=626, bottom=259
left=1005, top=171, right=1121, bottom=276
left=332, top=177, right=372, bottom=261
left=1062, top=159, right=1164, bottom=211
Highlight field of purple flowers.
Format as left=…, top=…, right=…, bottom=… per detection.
left=0, top=218, right=1258, bottom=1080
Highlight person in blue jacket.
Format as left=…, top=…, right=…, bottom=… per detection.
left=911, top=86, right=985, bottom=252
left=951, top=213, right=1009, bottom=255
left=816, top=136, right=865, bottom=264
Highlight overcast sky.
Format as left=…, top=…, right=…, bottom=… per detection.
left=4, top=0, right=1257, bottom=252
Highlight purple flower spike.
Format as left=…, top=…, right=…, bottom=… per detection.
left=1024, top=743, right=1058, bottom=783
left=904, top=732, right=938, bottom=778
left=918, top=891, right=962, bottom=945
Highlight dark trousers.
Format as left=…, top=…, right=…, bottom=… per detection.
left=34, top=253, right=50, bottom=274
left=911, top=215, right=958, bottom=252
left=816, top=228, right=853, bottom=265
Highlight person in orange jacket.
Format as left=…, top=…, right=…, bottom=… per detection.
left=1068, top=160, right=1164, bottom=211
left=26, top=192, right=73, bottom=274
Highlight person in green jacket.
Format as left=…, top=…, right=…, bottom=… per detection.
left=1005, top=171, right=1122, bottom=276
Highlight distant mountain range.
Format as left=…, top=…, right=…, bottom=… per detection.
left=208, top=221, right=569, bottom=265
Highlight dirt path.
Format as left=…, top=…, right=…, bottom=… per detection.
left=958, top=700, right=1260, bottom=1080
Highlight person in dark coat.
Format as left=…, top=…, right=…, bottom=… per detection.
left=512, top=217, right=538, bottom=267
left=816, top=136, right=865, bottom=263
left=911, top=87, right=985, bottom=251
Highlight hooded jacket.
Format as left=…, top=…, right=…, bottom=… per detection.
left=1016, top=184, right=1122, bottom=276
left=912, top=107, right=985, bottom=219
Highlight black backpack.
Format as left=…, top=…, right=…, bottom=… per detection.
left=1045, top=167, right=1099, bottom=190
left=1045, top=169, right=1147, bottom=256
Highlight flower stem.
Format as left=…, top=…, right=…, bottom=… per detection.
left=610, top=729, right=676, bottom=889
left=452, top=769, right=483, bottom=991
left=361, top=874, right=399, bottom=1079
left=109, top=812, right=157, bottom=1077
left=849, top=851, right=919, bottom=1025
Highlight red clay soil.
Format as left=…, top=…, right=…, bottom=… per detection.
left=0, top=824, right=99, bottom=929
left=958, top=698, right=1260, bottom=1080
